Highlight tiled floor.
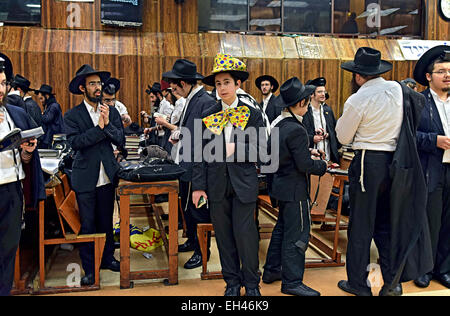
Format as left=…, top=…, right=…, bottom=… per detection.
left=35, top=197, right=450, bottom=296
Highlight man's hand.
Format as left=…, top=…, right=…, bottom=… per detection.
left=192, top=190, right=208, bottom=209
left=313, top=135, right=324, bottom=143
left=98, top=113, right=105, bottom=130
left=20, top=138, right=37, bottom=153
left=100, top=104, right=110, bottom=126
left=310, top=148, right=325, bottom=160
left=155, top=116, right=167, bottom=127
left=437, top=135, right=450, bottom=150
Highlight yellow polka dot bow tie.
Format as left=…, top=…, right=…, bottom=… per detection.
left=203, top=106, right=251, bottom=135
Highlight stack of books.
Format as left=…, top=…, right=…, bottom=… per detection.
left=125, top=135, right=141, bottom=160
left=340, top=144, right=355, bottom=161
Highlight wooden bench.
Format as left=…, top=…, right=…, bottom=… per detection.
left=35, top=175, right=106, bottom=294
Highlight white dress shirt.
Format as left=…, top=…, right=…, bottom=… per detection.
left=311, top=104, right=330, bottom=161
left=221, top=96, right=239, bottom=143
left=84, top=101, right=111, bottom=187
left=114, top=100, right=128, bottom=116
left=336, top=77, right=403, bottom=152
left=262, top=92, right=272, bottom=113
left=0, top=106, right=25, bottom=185
left=430, top=88, right=450, bottom=163
left=170, top=97, right=186, bottom=125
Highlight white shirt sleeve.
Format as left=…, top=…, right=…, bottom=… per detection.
left=335, top=100, right=363, bottom=145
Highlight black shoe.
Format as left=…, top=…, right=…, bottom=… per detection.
left=224, top=285, right=241, bottom=296
left=337, top=280, right=372, bottom=296
left=262, top=270, right=282, bottom=284
left=379, top=283, right=403, bottom=296
left=80, top=274, right=95, bottom=286
left=435, top=273, right=450, bottom=289
left=414, top=273, right=432, bottom=288
left=245, top=287, right=261, bottom=296
left=281, top=283, right=321, bottom=296
left=178, top=241, right=195, bottom=253
left=184, top=253, right=203, bottom=269
left=101, top=259, right=120, bottom=272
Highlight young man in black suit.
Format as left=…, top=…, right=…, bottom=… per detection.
left=255, top=75, right=280, bottom=124
left=192, top=54, right=266, bottom=296
left=0, top=54, right=45, bottom=296
left=64, top=65, right=124, bottom=286
left=413, top=45, right=450, bottom=289
left=303, top=77, right=340, bottom=164
left=163, top=59, right=217, bottom=269
left=262, top=77, right=327, bottom=296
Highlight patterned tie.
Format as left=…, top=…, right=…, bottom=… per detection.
left=203, top=106, right=250, bottom=135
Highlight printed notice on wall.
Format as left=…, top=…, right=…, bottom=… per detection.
left=100, top=0, right=143, bottom=27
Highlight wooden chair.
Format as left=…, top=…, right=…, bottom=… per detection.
left=37, top=178, right=106, bottom=294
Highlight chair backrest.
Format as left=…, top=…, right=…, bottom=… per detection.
left=58, top=190, right=81, bottom=235
left=310, top=173, right=334, bottom=216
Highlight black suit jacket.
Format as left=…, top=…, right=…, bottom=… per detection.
left=260, top=94, right=280, bottom=124
left=64, top=102, right=124, bottom=193
left=41, top=97, right=64, bottom=147
left=177, top=87, right=217, bottom=182
left=302, top=103, right=341, bottom=163
left=416, top=88, right=448, bottom=193
left=192, top=100, right=266, bottom=204
left=270, top=116, right=327, bottom=202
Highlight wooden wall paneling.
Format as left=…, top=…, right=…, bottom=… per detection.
left=180, top=33, right=201, bottom=59
left=41, top=0, right=96, bottom=30
left=221, top=33, right=244, bottom=58
left=280, top=37, right=299, bottom=59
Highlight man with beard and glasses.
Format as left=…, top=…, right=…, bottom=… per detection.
left=34, top=84, right=64, bottom=149
left=413, top=46, right=450, bottom=289
left=255, top=75, right=280, bottom=124
left=0, top=54, right=45, bottom=296
left=64, top=65, right=124, bottom=286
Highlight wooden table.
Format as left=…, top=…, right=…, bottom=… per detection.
left=117, top=180, right=179, bottom=289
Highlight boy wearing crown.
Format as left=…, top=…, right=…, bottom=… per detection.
left=191, top=54, right=266, bottom=296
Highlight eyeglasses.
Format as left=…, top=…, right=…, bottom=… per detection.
left=103, top=98, right=116, bottom=104
left=432, top=70, right=450, bottom=76
left=87, top=81, right=103, bottom=87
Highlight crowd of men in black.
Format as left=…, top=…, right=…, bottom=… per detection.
left=0, top=44, right=449, bottom=297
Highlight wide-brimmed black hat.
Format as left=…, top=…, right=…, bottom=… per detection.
left=34, top=84, right=55, bottom=96
left=103, top=77, right=120, bottom=95
left=162, top=59, right=204, bottom=81
left=275, top=77, right=315, bottom=109
left=413, top=45, right=450, bottom=86
left=341, top=47, right=392, bottom=76
left=145, top=82, right=161, bottom=95
left=0, top=53, right=13, bottom=82
left=306, top=77, right=326, bottom=87
left=12, top=74, right=32, bottom=92
left=255, top=75, right=279, bottom=93
left=69, top=64, right=111, bottom=95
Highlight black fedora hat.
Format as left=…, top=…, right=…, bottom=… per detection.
left=103, top=77, right=121, bottom=94
left=145, top=82, right=161, bottom=95
left=275, top=77, right=315, bottom=109
left=34, top=84, right=55, bottom=96
left=162, top=59, right=204, bottom=81
left=413, top=45, right=450, bottom=86
left=255, top=75, right=279, bottom=93
left=341, top=47, right=392, bottom=76
left=69, top=64, right=111, bottom=95
left=12, top=74, right=32, bottom=92
left=0, top=53, right=13, bottom=82
left=306, top=77, right=326, bottom=87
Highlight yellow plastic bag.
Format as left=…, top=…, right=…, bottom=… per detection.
left=113, top=223, right=164, bottom=253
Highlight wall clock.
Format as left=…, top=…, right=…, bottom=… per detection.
left=438, top=0, right=450, bottom=22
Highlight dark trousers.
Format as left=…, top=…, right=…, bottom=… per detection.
left=264, top=200, right=311, bottom=288
left=346, top=151, right=394, bottom=292
left=179, top=180, right=210, bottom=254
left=426, top=164, right=450, bottom=276
left=0, top=181, right=23, bottom=296
left=76, top=184, right=115, bottom=276
left=210, top=177, right=260, bottom=289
